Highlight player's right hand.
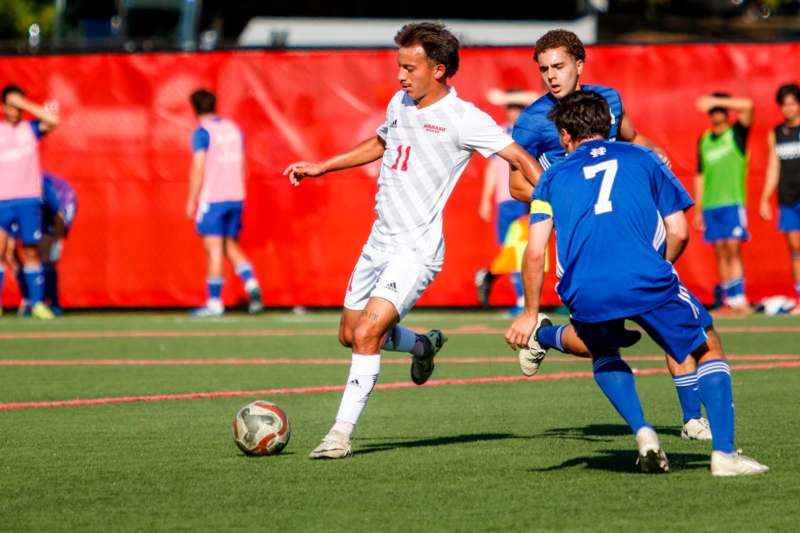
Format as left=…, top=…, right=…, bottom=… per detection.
left=283, top=161, right=326, bottom=186
left=759, top=200, right=773, bottom=221
left=505, top=311, right=538, bottom=351
left=185, top=199, right=197, bottom=220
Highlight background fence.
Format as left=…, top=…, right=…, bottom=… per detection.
left=1, top=43, right=797, bottom=307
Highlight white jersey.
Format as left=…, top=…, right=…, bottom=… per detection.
left=370, top=88, right=513, bottom=261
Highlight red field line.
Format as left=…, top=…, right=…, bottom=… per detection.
left=0, top=354, right=798, bottom=366
left=1, top=361, right=798, bottom=410
left=1, top=323, right=798, bottom=340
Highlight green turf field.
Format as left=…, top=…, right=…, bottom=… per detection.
left=1, top=310, right=798, bottom=532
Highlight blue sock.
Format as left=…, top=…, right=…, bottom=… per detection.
left=537, top=324, right=566, bottom=353
left=23, top=266, right=44, bottom=305
left=592, top=355, right=648, bottom=434
left=697, top=359, right=735, bottom=453
left=672, top=372, right=702, bottom=423
left=16, top=269, right=28, bottom=301
left=207, top=277, right=223, bottom=301
left=0, top=266, right=4, bottom=300
left=236, top=263, right=253, bottom=283
left=382, top=325, right=418, bottom=353
left=722, top=277, right=746, bottom=305
left=43, top=263, right=58, bottom=306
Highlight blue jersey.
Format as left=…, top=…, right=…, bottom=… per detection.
left=530, top=139, right=693, bottom=322
left=42, top=173, right=78, bottom=234
left=513, top=85, right=623, bottom=172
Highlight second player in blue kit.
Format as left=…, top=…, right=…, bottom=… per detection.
left=505, top=91, right=768, bottom=476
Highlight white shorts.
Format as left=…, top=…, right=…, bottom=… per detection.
left=343, top=243, right=442, bottom=319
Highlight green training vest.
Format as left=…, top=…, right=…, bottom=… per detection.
left=699, top=127, right=747, bottom=209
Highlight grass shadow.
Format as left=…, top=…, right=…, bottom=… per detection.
left=538, top=424, right=681, bottom=443
left=530, top=449, right=709, bottom=473
left=357, top=432, right=520, bottom=455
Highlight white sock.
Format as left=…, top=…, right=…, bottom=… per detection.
left=244, top=278, right=259, bottom=293
left=382, top=325, right=418, bottom=353
left=333, top=353, right=381, bottom=436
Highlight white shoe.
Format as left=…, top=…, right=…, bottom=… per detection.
left=681, top=417, right=712, bottom=441
left=635, top=426, right=670, bottom=473
left=519, top=313, right=552, bottom=376
left=190, top=300, right=224, bottom=318
left=711, top=450, right=769, bottom=477
left=309, top=430, right=352, bottom=460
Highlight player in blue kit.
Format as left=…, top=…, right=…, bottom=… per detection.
left=508, top=30, right=710, bottom=441
left=509, top=29, right=668, bottom=202
left=12, top=173, right=77, bottom=315
left=505, top=91, right=768, bottom=476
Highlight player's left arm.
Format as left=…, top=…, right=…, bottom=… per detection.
left=5, top=92, right=59, bottom=134
left=618, top=114, right=670, bottom=166
left=497, top=143, right=542, bottom=202
left=651, top=154, right=694, bottom=263
left=505, top=203, right=552, bottom=351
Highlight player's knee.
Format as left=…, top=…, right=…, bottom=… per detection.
left=352, top=322, right=382, bottom=353
left=338, top=327, right=354, bottom=348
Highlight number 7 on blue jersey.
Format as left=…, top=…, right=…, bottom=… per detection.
left=583, top=159, right=618, bottom=215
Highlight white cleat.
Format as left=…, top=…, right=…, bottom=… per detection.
left=681, top=417, right=713, bottom=441
left=518, top=313, right=552, bottom=377
left=309, top=430, right=353, bottom=460
left=635, top=426, right=670, bottom=473
left=711, top=450, right=769, bottom=477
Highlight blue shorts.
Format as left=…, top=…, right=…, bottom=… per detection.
left=703, top=205, right=749, bottom=243
left=196, top=201, right=243, bottom=237
left=778, top=202, right=800, bottom=232
left=571, top=285, right=712, bottom=364
left=497, top=200, right=529, bottom=243
left=0, top=199, right=43, bottom=245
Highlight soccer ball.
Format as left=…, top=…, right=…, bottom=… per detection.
left=232, top=400, right=291, bottom=456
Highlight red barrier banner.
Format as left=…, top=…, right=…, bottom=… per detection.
left=0, top=43, right=798, bottom=308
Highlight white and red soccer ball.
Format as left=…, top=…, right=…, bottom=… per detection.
left=233, top=400, right=291, bottom=456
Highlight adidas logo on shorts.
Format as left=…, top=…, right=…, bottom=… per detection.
left=384, top=282, right=397, bottom=292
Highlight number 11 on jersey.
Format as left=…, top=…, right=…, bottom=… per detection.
left=392, top=145, right=411, bottom=171
left=583, top=159, right=618, bottom=215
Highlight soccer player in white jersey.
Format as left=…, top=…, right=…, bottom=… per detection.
left=284, top=22, right=542, bottom=459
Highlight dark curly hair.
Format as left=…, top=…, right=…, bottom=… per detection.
left=394, top=22, right=460, bottom=79
left=547, top=90, right=611, bottom=142
left=776, top=83, right=800, bottom=105
left=534, top=29, right=586, bottom=62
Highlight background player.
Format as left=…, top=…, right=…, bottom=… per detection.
left=284, top=22, right=542, bottom=460
left=186, top=89, right=263, bottom=317
left=694, top=92, right=755, bottom=315
left=475, top=88, right=536, bottom=314
left=11, top=172, right=77, bottom=316
left=506, top=91, right=768, bottom=476
left=0, top=85, right=59, bottom=320
left=507, top=30, right=709, bottom=439
left=760, top=83, right=800, bottom=315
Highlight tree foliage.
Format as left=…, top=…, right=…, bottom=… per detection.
left=0, top=0, right=54, bottom=39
